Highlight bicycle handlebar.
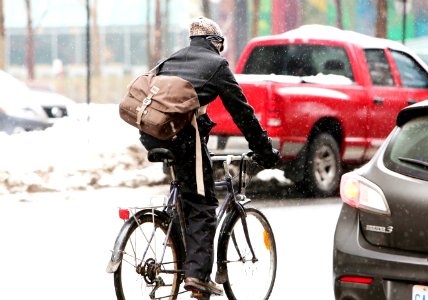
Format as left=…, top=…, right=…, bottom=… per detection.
left=210, top=151, right=254, bottom=164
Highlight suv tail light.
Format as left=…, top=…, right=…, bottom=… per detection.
left=340, top=172, right=390, bottom=215
left=339, top=276, right=373, bottom=284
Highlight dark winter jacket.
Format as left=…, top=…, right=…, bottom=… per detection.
left=156, top=36, right=272, bottom=153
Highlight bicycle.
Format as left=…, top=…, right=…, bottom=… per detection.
left=106, top=148, right=277, bottom=300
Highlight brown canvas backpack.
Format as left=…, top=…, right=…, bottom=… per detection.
left=119, top=73, right=200, bottom=140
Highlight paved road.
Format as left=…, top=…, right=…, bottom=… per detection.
left=0, top=186, right=342, bottom=300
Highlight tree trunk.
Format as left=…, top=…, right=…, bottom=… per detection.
left=335, top=0, right=343, bottom=29
left=163, top=0, right=170, bottom=55
left=375, top=0, right=388, bottom=38
left=24, top=0, right=34, bottom=80
left=91, top=0, right=100, bottom=76
left=251, top=0, right=260, bottom=37
left=0, top=0, right=4, bottom=70
left=0, top=0, right=5, bottom=70
left=202, top=0, right=211, bottom=18
left=146, top=0, right=153, bottom=68
left=154, top=0, right=162, bottom=64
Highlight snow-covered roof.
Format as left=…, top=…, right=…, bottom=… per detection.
left=251, top=24, right=408, bottom=52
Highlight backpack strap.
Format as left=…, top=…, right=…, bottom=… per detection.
left=136, top=86, right=160, bottom=129
left=149, top=58, right=169, bottom=75
left=192, top=113, right=205, bottom=196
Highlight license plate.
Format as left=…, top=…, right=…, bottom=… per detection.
left=412, top=285, right=428, bottom=300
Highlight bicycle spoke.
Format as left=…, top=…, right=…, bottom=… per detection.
left=113, top=214, right=183, bottom=300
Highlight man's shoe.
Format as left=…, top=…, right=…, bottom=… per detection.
left=184, top=277, right=223, bottom=296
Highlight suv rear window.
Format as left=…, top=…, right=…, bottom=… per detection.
left=242, top=44, right=354, bottom=81
left=384, top=116, right=428, bottom=181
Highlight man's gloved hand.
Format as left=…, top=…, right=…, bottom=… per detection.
left=253, top=148, right=281, bottom=169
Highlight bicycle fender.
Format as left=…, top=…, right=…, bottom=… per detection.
left=106, top=209, right=169, bottom=273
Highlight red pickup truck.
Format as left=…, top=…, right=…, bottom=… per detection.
left=207, top=25, right=428, bottom=197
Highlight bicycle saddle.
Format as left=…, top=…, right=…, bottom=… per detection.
left=147, top=148, right=176, bottom=163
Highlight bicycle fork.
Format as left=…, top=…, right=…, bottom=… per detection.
left=231, top=203, right=257, bottom=263
left=215, top=202, right=257, bottom=284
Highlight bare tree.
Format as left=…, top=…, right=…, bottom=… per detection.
left=376, top=0, right=388, bottom=38
left=24, top=0, right=35, bottom=80
left=0, top=0, right=5, bottom=70
left=335, top=0, right=343, bottom=29
left=146, top=0, right=153, bottom=68
left=154, top=0, right=162, bottom=64
left=251, top=0, right=260, bottom=37
left=202, top=0, right=211, bottom=18
left=90, top=0, right=101, bottom=76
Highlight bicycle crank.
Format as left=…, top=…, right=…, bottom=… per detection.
left=190, top=289, right=211, bottom=300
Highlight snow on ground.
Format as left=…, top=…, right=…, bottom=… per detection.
left=0, top=104, right=287, bottom=195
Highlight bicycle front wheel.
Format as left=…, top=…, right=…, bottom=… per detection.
left=113, top=213, right=184, bottom=300
left=221, top=207, right=277, bottom=299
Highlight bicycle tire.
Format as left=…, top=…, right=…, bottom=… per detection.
left=113, top=213, right=185, bottom=300
left=218, top=206, right=277, bottom=299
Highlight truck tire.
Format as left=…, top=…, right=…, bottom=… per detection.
left=302, top=133, right=341, bottom=197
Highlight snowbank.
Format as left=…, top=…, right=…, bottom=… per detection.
left=0, top=104, right=167, bottom=194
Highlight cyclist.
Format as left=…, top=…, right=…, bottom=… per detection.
left=139, top=16, right=280, bottom=297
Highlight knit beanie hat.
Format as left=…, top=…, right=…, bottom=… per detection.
left=189, top=16, right=224, bottom=52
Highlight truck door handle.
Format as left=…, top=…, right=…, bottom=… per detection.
left=373, top=97, right=384, bottom=105
left=407, top=99, right=417, bottom=106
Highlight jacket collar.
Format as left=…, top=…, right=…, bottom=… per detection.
left=190, top=36, right=220, bottom=54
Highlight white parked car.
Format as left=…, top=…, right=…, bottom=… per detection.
left=0, top=70, right=51, bottom=134
left=29, top=88, right=77, bottom=122
left=0, top=70, right=77, bottom=134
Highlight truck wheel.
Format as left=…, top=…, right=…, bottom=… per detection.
left=302, top=133, right=341, bottom=197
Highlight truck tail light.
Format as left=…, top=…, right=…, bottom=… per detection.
left=266, top=93, right=281, bottom=127
left=340, top=172, right=390, bottom=215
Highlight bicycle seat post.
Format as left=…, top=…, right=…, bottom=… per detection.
left=166, top=159, right=176, bottom=181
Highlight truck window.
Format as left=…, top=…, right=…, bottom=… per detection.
left=364, top=49, right=395, bottom=87
left=242, top=44, right=354, bottom=81
left=390, top=50, right=428, bottom=89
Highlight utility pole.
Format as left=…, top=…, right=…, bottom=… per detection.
left=234, top=0, right=247, bottom=62
left=402, top=0, right=407, bottom=44
left=86, top=0, right=91, bottom=105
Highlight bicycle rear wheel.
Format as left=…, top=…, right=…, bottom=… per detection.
left=220, top=207, right=277, bottom=299
left=113, top=213, right=184, bottom=300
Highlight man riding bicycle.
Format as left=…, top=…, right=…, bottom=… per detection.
left=139, top=16, right=280, bottom=297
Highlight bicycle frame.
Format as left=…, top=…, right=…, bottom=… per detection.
left=107, top=152, right=258, bottom=295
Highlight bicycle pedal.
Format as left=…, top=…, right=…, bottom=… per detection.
left=190, top=289, right=210, bottom=299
